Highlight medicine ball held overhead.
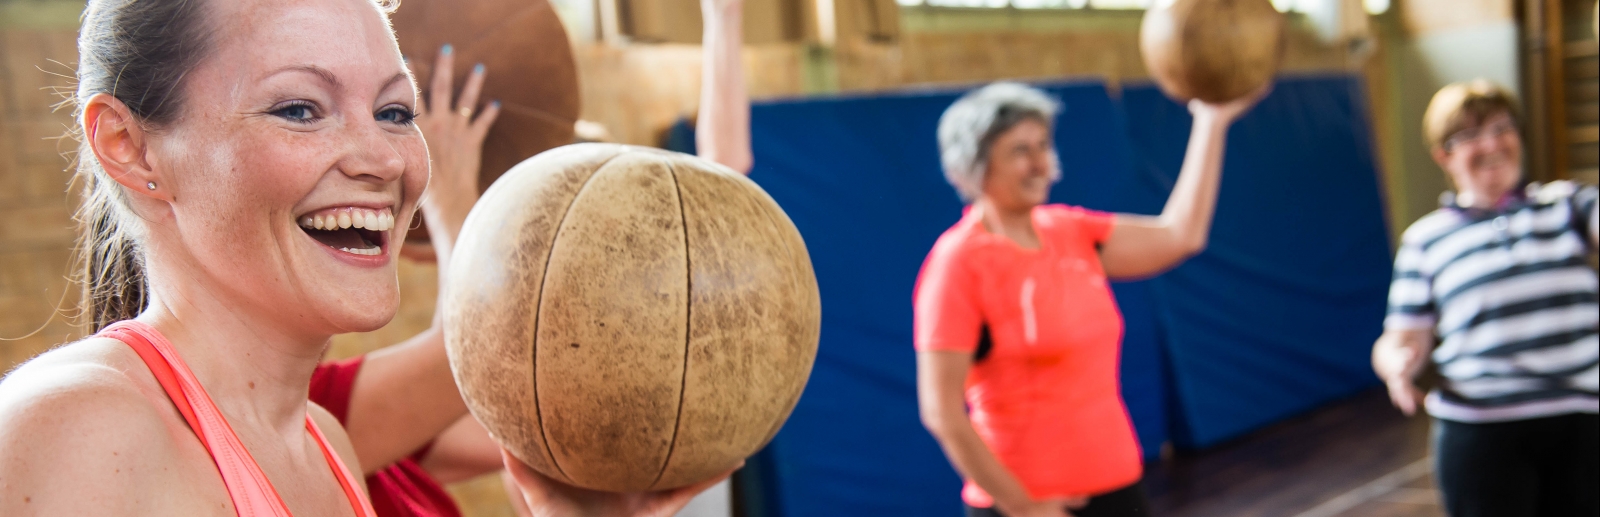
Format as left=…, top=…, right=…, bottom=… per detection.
left=1140, top=0, right=1285, bottom=103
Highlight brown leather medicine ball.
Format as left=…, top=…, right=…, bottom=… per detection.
left=442, top=144, right=821, bottom=491
left=390, top=0, right=580, bottom=251
left=1140, top=0, right=1285, bottom=103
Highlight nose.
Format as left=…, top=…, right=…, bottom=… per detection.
left=1029, top=146, right=1054, bottom=176
left=338, top=115, right=408, bottom=184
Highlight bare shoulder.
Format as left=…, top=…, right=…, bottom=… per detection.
left=0, top=338, right=222, bottom=515
left=307, top=401, right=366, bottom=491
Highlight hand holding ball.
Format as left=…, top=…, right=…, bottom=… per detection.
left=1140, top=0, right=1285, bottom=103
left=443, top=144, right=820, bottom=492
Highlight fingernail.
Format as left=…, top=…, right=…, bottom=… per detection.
left=442, top=43, right=453, bottom=55
left=491, top=100, right=501, bottom=108
left=474, top=63, right=485, bottom=74
left=401, top=55, right=409, bottom=64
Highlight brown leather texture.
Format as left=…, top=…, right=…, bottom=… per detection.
left=443, top=144, right=821, bottom=492
left=1139, top=0, right=1285, bottom=103
left=391, top=0, right=581, bottom=247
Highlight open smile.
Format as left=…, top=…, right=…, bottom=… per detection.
left=296, top=207, right=394, bottom=257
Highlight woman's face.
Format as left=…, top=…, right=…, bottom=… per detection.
left=980, top=118, right=1055, bottom=210
left=144, top=0, right=426, bottom=335
left=1434, top=111, right=1523, bottom=207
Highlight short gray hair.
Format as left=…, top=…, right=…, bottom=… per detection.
left=936, top=82, right=1062, bottom=202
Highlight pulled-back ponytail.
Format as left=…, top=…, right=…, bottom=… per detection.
left=71, top=0, right=213, bottom=331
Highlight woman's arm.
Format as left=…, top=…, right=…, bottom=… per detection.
left=917, top=351, right=1072, bottom=517
left=695, top=0, right=752, bottom=174
left=1098, top=88, right=1268, bottom=280
left=416, top=415, right=508, bottom=484
left=341, top=45, right=500, bottom=473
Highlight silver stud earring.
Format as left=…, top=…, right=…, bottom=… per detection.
left=146, top=181, right=157, bottom=190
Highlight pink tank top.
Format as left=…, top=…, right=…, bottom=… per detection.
left=97, top=320, right=378, bottom=517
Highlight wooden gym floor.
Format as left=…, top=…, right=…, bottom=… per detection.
left=1145, top=388, right=1446, bottom=517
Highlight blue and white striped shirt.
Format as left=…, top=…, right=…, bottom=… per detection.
left=1385, top=182, right=1599, bottom=423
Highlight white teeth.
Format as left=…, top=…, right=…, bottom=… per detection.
left=339, top=246, right=382, bottom=256
left=297, top=207, right=396, bottom=232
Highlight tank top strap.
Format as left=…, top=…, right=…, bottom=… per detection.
left=306, top=414, right=379, bottom=516
left=97, top=321, right=375, bottom=517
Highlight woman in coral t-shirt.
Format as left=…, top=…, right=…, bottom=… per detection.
left=915, top=82, right=1265, bottom=517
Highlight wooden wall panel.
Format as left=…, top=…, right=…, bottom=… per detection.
left=1, top=22, right=84, bottom=375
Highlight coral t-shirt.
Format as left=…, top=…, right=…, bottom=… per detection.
left=914, top=204, right=1142, bottom=507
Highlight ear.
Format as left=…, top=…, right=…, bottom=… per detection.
left=82, top=93, right=168, bottom=201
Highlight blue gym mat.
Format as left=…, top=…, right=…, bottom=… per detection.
left=723, top=74, right=1392, bottom=516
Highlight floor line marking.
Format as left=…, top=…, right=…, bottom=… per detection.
left=1290, top=457, right=1434, bottom=517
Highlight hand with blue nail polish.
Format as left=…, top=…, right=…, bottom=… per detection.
left=409, top=44, right=500, bottom=265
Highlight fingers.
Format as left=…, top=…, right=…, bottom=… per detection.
left=428, top=44, right=455, bottom=116
left=499, top=448, right=548, bottom=513
left=500, top=448, right=537, bottom=487
left=471, top=100, right=502, bottom=137
left=1242, top=82, right=1273, bottom=105
left=1387, top=381, right=1421, bottom=416
left=457, top=63, right=487, bottom=117
left=667, top=463, right=742, bottom=499
left=655, top=463, right=743, bottom=513
left=1399, top=346, right=1427, bottom=378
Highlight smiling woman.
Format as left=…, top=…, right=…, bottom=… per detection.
left=0, top=0, right=716, bottom=516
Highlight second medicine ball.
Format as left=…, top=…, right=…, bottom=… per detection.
left=1140, top=0, right=1285, bottom=103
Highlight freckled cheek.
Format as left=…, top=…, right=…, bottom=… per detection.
left=399, top=143, right=430, bottom=204
left=229, top=140, right=332, bottom=212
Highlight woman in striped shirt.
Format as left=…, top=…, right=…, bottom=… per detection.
left=1372, top=79, right=1599, bottom=517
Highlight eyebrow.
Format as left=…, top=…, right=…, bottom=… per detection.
left=263, top=67, right=411, bottom=99
left=268, top=65, right=341, bottom=89
left=378, top=72, right=410, bottom=96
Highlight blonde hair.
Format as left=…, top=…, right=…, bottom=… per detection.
left=1422, top=79, right=1521, bottom=150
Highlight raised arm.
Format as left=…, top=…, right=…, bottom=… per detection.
left=340, top=45, right=501, bottom=473
left=1098, top=88, right=1268, bottom=280
left=695, top=0, right=753, bottom=174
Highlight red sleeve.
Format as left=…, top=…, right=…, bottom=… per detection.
left=1044, top=204, right=1115, bottom=245
left=308, top=355, right=365, bottom=425
left=914, top=239, right=983, bottom=353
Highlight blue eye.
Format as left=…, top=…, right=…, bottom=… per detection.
left=377, top=106, right=415, bottom=125
left=271, top=102, right=316, bottom=123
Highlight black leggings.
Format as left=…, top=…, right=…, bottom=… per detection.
left=964, top=482, right=1149, bottom=517
left=1433, top=413, right=1598, bottom=517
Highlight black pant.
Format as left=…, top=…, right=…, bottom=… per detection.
left=1434, top=413, right=1598, bottom=517
left=965, top=482, right=1149, bottom=517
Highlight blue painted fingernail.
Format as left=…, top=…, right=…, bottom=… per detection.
left=442, top=43, right=453, bottom=54
left=474, top=63, right=485, bottom=74
left=491, top=100, right=501, bottom=108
